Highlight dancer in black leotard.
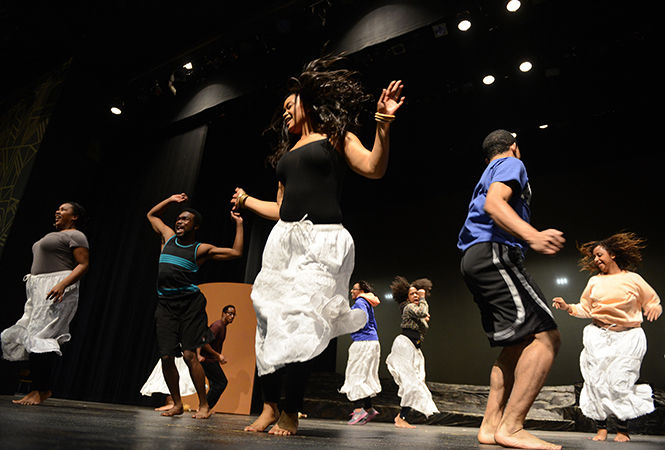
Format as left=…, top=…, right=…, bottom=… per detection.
left=231, top=56, right=404, bottom=436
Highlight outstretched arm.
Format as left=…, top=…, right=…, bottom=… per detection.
left=230, top=185, right=282, bottom=221
left=197, top=211, right=244, bottom=264
left=343, top=80, right=405, bottom=179
left=484, top=182, right=565, bottom=255
left=147, top=193, right=187, bottom=244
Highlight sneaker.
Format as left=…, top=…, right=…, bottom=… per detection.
left=359, top=408, right=379, bottom=424
left=347, top=408, right=368, bottom=425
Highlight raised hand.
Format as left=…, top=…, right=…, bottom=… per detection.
left=552, top=297, right=570, bottom=312
left=231, top=187, right=246, bottom=211
left=170, top=193, right=188, bottom=203
left=230, top=210, right=243, bottom=224
left=377, top=80, right=405, bottom=116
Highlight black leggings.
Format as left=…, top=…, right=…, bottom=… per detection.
left=355, top=397, right=372, bottom=410
left=259, top=361, right=310, bottom=413
left=30, top=352, right=58, bottom=391
left=201, top=361, right=228, bottom=409
left=596, top=418, right=629, bottom=433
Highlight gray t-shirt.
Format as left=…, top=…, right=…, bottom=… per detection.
left=31, top=230, right=89, bottom=275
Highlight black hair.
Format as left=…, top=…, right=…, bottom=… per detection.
left=222, top=304, right=236, bottom=313
left=482, top=129, right=516, bottom=160
left=179, top=207, right=203, bottom=227
left=355, top=280, right=373, bottom=293
left=64, top=201, right=88, bottom=230
left=266, top=55, right=372, bottom=167
left=412, top=278, right=433, bottom=295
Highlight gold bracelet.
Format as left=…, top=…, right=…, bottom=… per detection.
left=237, top=193, right=248, bottom=208
left=375, top=112, right=395, bottom=123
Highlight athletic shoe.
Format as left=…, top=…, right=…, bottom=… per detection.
left=359, top=408, right=379, bottom=424
left=347, top=408, right=368, bottom=425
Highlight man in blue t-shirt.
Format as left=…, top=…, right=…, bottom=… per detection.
left=457, top=130, right=565, bottom=450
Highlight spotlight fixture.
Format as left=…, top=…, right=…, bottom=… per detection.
left=457, top=19, right=471, bottom=32
left=482, top=75, right=495, bottom=85
left=511, top=132, right=517, bottom=138
left=384, top=293, right=393, bottom=300
left=519, top=61, right=533, bottom=72
left=506, top=0, right=521, bottom=12
left=110, top=106, right=122, bottom=115
left=555, top=277, right=568, bottom=286
left=183, top=62, right=193, bottom=70
left=539, top=124, right=549, bottom=129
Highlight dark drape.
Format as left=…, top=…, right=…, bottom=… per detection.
left=52, top=125, right=209, bottom=402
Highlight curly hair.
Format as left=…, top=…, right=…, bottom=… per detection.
left=390, top=275, right=412, bottom=304
left=578, top=232, right=646, bottom=273
left=266, top=56, right=372, bottom=167
left=412, top=278, right=433, bottom=294
left=355, top=280, right=373, bottom=293
left=64, top=201, right=88, bottom=230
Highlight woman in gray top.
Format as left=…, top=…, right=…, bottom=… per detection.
left=1, top=202, right=89, bottom=405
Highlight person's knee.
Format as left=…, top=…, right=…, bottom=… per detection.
left=182, top=350, right=197, bottom=364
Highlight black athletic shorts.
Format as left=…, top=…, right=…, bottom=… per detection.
left=154, top=291, right=213, bottom=357
left=460, top=242, right=557, bottom=347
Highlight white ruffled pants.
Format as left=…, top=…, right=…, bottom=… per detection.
left=2, top=271, right=79, bottom=361
left=339, top=340, right=382, bottom=401
left=140, top=357, right=198, bottom=397
left=251, top=219, right=367, bottom=376
left=386, top=334, right=439, bottom=417
left=579, top=324, right=654, bottom=421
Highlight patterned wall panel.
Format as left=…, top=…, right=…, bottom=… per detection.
left=0, top=61, right=70, bottom=257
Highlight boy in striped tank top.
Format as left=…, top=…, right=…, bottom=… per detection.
left=147, top=193, right=243, bottom=419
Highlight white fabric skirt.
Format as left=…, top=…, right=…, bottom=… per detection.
left=251, top=219, right=367, bottom=376
left=140, top=357, right=197, bottom=397
left=339, top=340, right=382, bottom=401
left=2, top=271, right=80, bottom=361
left=386, top=334, right=439, bottom=417
left=579, top=324, right=654, bottom=421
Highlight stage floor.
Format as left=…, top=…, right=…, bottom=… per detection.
left=1, top=396, right=663, bottom=449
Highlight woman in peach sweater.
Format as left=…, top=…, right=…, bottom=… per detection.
left=552, top=232, right=661, bottom=442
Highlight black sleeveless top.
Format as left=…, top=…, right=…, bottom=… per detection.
left=276, top=138, right=346, bottom=224
left=157, top=235, right=201, bottom=299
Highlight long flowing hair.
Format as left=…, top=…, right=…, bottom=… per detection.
left=390, top=275, right=412, bottom=313
left=266, top=56, right=372, bottom=167
left=578, top=231, right=646, bottom=273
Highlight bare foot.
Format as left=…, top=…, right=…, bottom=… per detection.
left=269, top=411, right=298, bottom=436
left=12, top=390, right=51, bottom=405
left=591, top=429, right=607, bottom=441
left=394, top=414, right=416, bottom=429
left=614, top=432, right=630, bottom=442
left=495, top=427, right=561, bottom=449
left=477, top=428, right=497, bottom=445
left=192, top=405, right=212, bottom=419
left=155, top=403, right=175, bottom=411
left=160, top=404, right=184, bottom=416
left=244, top=402, right=279, bottom=432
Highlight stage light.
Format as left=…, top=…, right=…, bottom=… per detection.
left=110, top=106, right=122, bottom=115
left=384, top=293, right=393, bottom=300
left=555, top=277, right=569, bottom=286
left=457, top=19, right=471, bottom=32
left=511, top=132, right=517, bottom=138
left=539, top=124, right=549, bottom=129
left=519, top=61, right=533, bottom=72
left=482, top=75, right=495, bottom=85
left=183, top=62, right=193, bottom=70
left=506, top=0, right=521, bottom=12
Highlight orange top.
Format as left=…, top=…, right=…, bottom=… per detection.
left=569, top=271, right=661, bottom=327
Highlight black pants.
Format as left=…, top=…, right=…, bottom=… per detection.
left=30, top=352, right=58, bottom=391
left=201, top=361, right=228, bottom=409
left=259, top=361, right=310, bottom=413
left=596, top=418, right=629, bottom=433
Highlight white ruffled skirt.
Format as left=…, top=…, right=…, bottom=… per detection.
left=251, top=219, right=367, bottom=376
left=2, top=271, right=79, bottom=361
left=339, top=340, right=382, bottom=401
left=140, top=357, right=197, bottom=397
left=579, top=324, right=654, bottom=421
left=386, top=334, right=439, bottom=417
